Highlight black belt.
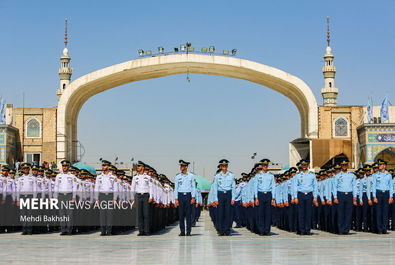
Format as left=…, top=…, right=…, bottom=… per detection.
left=298, top=191, right=312, bottom=195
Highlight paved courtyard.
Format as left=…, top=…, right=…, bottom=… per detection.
left=0, top=211, right=395, bottom=264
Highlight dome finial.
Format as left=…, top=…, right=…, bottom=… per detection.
left=64, top=18, right=68, bottom=47
left=326, top=16, right=331, bottom=47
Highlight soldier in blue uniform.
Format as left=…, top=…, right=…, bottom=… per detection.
left=389, top=169, right=395, bottom=231
left=292, top=159, right=318, bottom=235
left=332, top=159, right=357, bottom=235
left=211, top=159, right=236, bottom=236
left=174, top=160, right=196, bottom=236
left=360, top=164, right=373, bottom=232
left=372, top=159, right=393, bottom=234
left=251, top=159, right=275, bottom=236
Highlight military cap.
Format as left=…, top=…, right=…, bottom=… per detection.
left=117, top=170, right=126, bottom=176
left=38, top=166, right=45, bottom=171
left=61, top=160, right=71, bottom=166
left=377, top=159, right=387, bottom=165
left=326, top=168, right=334, bottom=173
left=218, top=159, right=229, bottom=165
left=241, top=173, right=248, bottom=177
left=1, top=165, right=10, bottom=171
left=289, top=167, right=297, bottom=173
left=70, top=166, right=78, bottom=171
left=21, top=162, right=31, bottom=168
left=334, top=164, right=341, bottom=170
left=254, top=162, right=263, bottom=169
left=101, top=160, right=111, bottom=166
left=110, top=165, right=118, bottom=171
left=9, top=169, right=16, bottom=174
left=136, top=161, right=145, bottom=167
left=32, top=165, right=39, bottom=170
left=299, top=159, right=309, bottom=165
left=372, top=162, right=379, bottom=168
left=363, top=164, right=372, bottom=171
left=340, top=159, right=349, bottom=165
left=80, top=169, right=89, bottom=175
left=284, top=171, right=290, bottom=177
left=44, top=169, right=53, bottom=174
left=296, top=161, right=302, bottom=167
left=259, top=159, right=271, bottom=165
left=179, top=160, right=190, bottom=166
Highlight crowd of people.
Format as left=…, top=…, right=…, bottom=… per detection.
left=0, top=160, right=180, bottom=235
left=1, top=157, right=394, bottom=237
left=207, top=158, right=395, bottom=236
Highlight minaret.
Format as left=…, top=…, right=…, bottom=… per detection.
left=321, top=17, right=338, bottom=106
left=57, top=18, right=73, bottom=100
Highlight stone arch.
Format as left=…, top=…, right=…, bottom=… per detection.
left=56, top=54, right=318, bottom=162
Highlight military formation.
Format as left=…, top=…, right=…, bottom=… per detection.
left=207, top=158, right=395, bottom=236
left=1, top=157, right=394, bottom=237
left=0, top=160, right=178, bottom=235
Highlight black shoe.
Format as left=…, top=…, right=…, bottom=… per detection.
left=21, top=232, right=28, bottom=235
left=305, top=232, right=312, bottom=235
left=186, top=232, right=191, bottom=236
left=297, top=231, right=301, bottom=235
left=100, top=232, right=107, bottom=236
left=382, top=231, right=388, bottom=234
left=179, top=232, right=185, bottom=236
left=137, top=232, right=145, bottom=236
left=60, top=232, right=68, bottom=236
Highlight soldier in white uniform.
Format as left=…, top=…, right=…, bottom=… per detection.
left=1, top=166, right=13, bottom=233
left=16, top=163, right=37, bottom=235
left=54, top=160, right=78, bottom=235
left=131, top=161, right=153, bottom=236
left=95, top=160, right=119, bottom=236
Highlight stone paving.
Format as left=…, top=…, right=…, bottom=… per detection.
left=0, top=212, right=394, bottom=264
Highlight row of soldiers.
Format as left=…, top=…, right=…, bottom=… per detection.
left=0, top=160, right=179, bottom=235
left=271, top=161, right=395, bottom=234
left=207, top=158, right=394, bottom=236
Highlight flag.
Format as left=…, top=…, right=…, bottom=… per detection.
left=380, top=96, right=389, bottom=122
left=367, top=96, right=373, bottom=123
left=0, top=97, right=6, bottom=125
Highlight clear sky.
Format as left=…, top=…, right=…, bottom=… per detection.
left=1, top=0, right=394, bottom=180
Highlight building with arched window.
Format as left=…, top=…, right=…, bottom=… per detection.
left=5, top=106, right=57, bottom=165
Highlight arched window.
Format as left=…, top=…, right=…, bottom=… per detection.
left=26, top=118, right=41, bottom=138
left=333, top=117, right=349, bottom=137
left=329, top=82, right=332, bottom=88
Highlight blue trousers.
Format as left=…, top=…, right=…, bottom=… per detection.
left=257, top=192, right=272, bottom=234
left=234, top=201, right=242, bottom=226
left=178, top=193, right=192, bottom=233
left=217, top=191, right=232, bottom=234
left=337, top=191, right=353, bottom=234
left=297, top=192, right=313, bottom=233
left=375, top=190, right=390, bottom=233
